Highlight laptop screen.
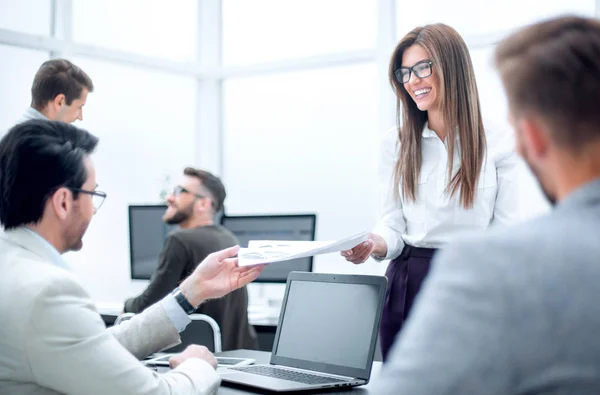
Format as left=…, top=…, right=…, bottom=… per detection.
left=271, top=274, right=384, bottom=378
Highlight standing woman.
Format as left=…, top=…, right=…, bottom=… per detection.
left=342, top=24, right=520, bottom=361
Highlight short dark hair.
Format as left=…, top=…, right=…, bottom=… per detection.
left=31, top=59, right=94, bottom=110
left=495, top=16, right=600, bottom=150
left=183, top=167, right=226, bottom=213
left=0, top=120, right=99, bottom=230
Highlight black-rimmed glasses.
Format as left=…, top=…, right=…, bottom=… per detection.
left=70, top=188, right=107, bottom=211
left=173, top=185, right=206, bottom=200
left=395, top=60, right=434, bottom=84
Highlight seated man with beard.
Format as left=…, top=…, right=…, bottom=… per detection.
left=124, top=167, right=258, bottom=351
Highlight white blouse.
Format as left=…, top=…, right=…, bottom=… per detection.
left=372, top=122, right=521, bottom=260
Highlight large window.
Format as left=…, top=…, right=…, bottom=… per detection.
left=73, top=0, right=198, bottom=62
left=0, top=45, right=48, bottom=133
left=0, top=0, right=51, bottom=36
left=222, top=0, right=377, bottom=66
left=223, top=63, right=381, bottom=273
left=396, top=0, right=595, bottom=38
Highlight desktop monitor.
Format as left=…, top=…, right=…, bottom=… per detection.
left=221, top=214, right=317, bottom=283
left=128, top=205, right=178, bottom=280
left=129, top=205, right=225, bottom=280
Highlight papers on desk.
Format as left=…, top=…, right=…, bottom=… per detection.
left=238, top=232, right=369, bottom=266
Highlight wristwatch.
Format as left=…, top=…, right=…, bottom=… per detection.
left=171, top=287, right=197, bottom=314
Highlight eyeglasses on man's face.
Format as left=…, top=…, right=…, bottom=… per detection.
left=70, top=188, right=107, bottom=211
left=172, top=185, right=206, bottom=200
left=395, top=60, right=434, bottom=84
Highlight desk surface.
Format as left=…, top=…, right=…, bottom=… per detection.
left=215, top=350, right=382, bottom=395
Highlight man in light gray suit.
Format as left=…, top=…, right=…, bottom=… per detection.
left=372, top=16, right=600, bottom=395
left=0, top=120, right=264, bottom=394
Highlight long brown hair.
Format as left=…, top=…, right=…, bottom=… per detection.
left=389, top=24, right=486, bottom=208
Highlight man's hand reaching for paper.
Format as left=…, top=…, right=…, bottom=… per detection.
left=179, top=245, right=265, bottom=307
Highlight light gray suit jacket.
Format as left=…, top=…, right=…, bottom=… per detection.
left=373, top=178, right=600, bottom=395
left=0, top=228, right=220, bottom=395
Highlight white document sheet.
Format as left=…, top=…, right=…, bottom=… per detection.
left=237, top=232, right=369, bottom=266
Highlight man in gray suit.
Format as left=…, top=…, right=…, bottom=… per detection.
left=0, top=120, right=264, bottom=394
left=372, top=16, right=600, bottom=394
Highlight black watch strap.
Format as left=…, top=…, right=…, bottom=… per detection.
left=172, top=288, right=196, bottom=314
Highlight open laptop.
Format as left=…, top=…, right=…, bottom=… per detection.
left=220, top=271, right=387, bottom=392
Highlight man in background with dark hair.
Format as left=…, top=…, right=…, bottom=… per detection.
left=20, top=58, right=93, bottom=124
left=124, top=167, right=258, bottom=351
left=0, top=120, right=263, bottom=394
left=371, top=15, right=600, bottom=395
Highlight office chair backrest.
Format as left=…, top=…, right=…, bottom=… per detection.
left=115, top=312, right=221, bottom=353
left=114, top=312, right=135, bottom=326
left=164, top=314, right=222, bottom=353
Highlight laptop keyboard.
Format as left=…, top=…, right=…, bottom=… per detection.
left=230, top=365, right=348, bottom=385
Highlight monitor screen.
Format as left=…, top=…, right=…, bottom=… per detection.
left=128, top=205, right=178, bottom=280
left=221, top=214, right=316, bottom=283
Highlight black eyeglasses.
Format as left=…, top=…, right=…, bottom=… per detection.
left=173, top=185, right=206, bottom=200
left=70, top=188, right=107, bottom=211
left=395, top=60, right=434, bottom=84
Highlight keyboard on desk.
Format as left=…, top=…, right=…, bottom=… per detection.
left=230, top=365, right=347, bottom=385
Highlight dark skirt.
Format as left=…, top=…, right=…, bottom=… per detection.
left=380, top=244, right=437, bottom=361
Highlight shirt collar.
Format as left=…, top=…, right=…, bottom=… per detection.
left=422, top=122, right=438, bottom=139
left=23, top=227, right=71, bottom=271
left=558, top=177, right=600, bottom=211
left=21, top=107, right=49, bottom=122
left=422, top=122, right=461, bottom=145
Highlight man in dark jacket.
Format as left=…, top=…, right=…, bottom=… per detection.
left=124, top=167, right=257, bottom=350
